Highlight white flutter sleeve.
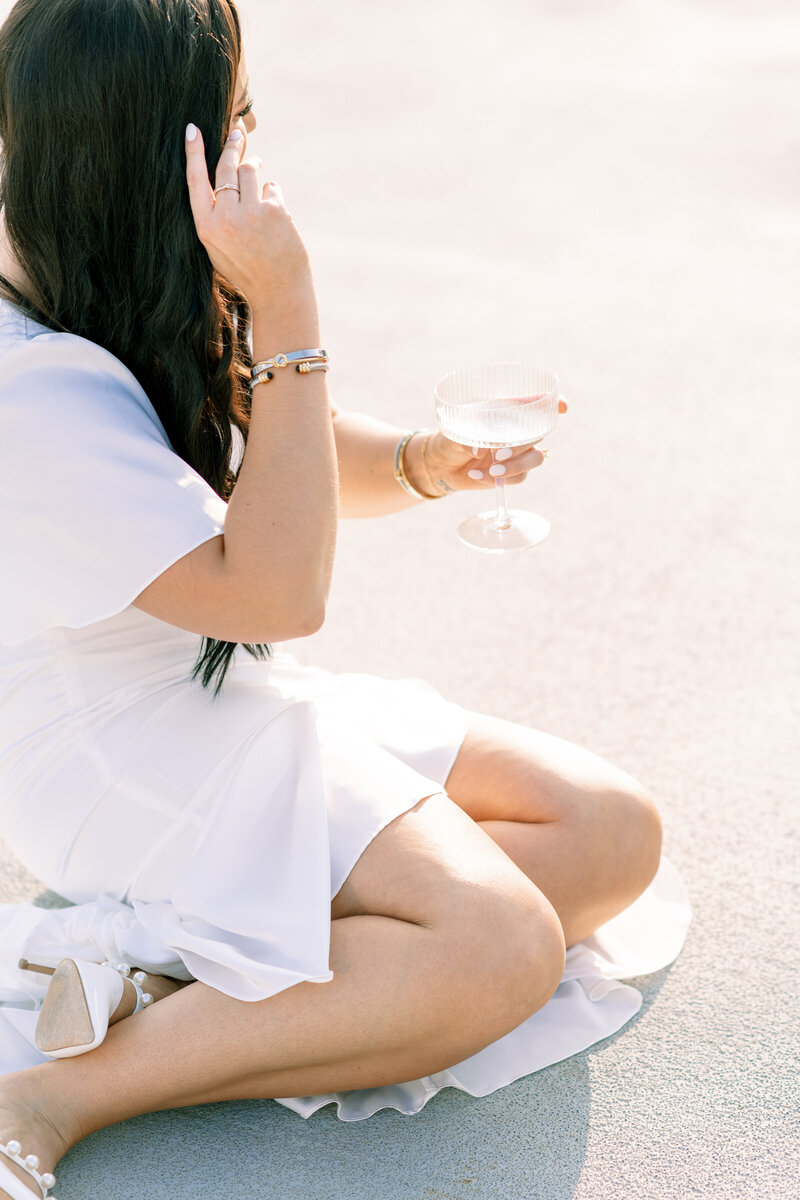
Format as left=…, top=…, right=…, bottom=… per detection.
left=0, top=330, right=228, bottom=645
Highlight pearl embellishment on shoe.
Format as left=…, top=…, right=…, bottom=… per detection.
left=0, top=1139, right=58, bottom=1197
left=98, top=959, right=156, bottom=1016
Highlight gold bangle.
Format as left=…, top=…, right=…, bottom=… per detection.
left=394, top=431, right=429, bottom=499
left=396, top=430, right=447, bottom=500
left=395, top=430, right=447, bottom=500
left=418, top=432, right=448, bottom=499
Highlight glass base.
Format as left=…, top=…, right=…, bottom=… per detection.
left=456, top=509, right=550, bottom=553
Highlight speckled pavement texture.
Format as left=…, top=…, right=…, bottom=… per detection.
left=1, top=0, right=798, bottom=1197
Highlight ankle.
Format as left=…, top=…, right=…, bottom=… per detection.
left=110, top=969, right=188, bottom=1026
left=111, top=977, right=139, bottom=1023
left=0, top=1070, right=73, bottom=1177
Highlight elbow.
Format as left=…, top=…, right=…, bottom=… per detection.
left=265, top=591, right=326, bottom=642
left=286, top=569, right=331, bottom=638
left=236, top=603, right=324, bottom=645
left=228, top=579, right=328, bottom=644
left=293, top=599, right=326, bottom=638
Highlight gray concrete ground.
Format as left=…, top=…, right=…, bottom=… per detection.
left=2, top=0, right=799, bottom=1196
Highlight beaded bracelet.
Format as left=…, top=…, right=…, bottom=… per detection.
left=393, top=430, right=447, bottom=500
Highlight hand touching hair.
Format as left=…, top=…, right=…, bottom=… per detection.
left=0, top=0, right=268, bottom=698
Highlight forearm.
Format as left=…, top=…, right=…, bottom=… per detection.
left=332, top=409, right=444, bottom=517
left=223, top=303, right=338, bottom=617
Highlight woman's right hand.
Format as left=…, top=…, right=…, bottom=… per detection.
left=184, top=123, right=314, bottom=313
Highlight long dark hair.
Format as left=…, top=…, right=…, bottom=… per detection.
left=0, top=0, right=271, bottom=699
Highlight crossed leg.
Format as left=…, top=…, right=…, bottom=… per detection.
left=440, top=712, right=663, bottom=945
left=0, top=714, right=661, bottom=1197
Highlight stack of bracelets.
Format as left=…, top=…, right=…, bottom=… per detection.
left=250, top=348, right=329, bottom=387
left=250, top=349, right=446, bottom=501
left=393, top=429, right=447, bottom=500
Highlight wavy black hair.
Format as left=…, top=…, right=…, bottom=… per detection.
left=0, top=0, right=271, bottom=699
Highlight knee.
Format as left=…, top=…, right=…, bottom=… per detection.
left=457, top=885, right=566, bottom=1035
left=500, top=890, right=567, bottom=1019
left=608, top=779, right=663, bottom=899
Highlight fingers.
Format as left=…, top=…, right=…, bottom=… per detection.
left=509, top=446, right=546, bottom=471
left=185, top=124, right=215, bottom=230
left=262, top=179, right=285, bottom=206
left=237, top=157, right=262, bottom=206
left=463, top=445, right=546, bottom=487
left=214, top=127, right=245, bottom=191
left=489, top=446, right=547, bottom=473
left=186, top=121, right=262, bottom=215
left=496, top=446, right=549, bottom=485
left=185, top=124, right=254, bottom=234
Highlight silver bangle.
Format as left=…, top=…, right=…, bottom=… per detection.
left=250, top=349, right=328, bottom=382
left=251, top=362, right=331, bottom=386
left=297, top=360, right=329, bottom=374
left=252, top=363, right=329, bottom=388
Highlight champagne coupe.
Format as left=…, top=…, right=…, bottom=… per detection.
left=434, top=363, right=563, bottom=553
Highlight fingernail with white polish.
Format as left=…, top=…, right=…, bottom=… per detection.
left=489, top=463, right=507, bottom=477
left=495, top=446, right=513, bottom=461
left=229, top=128, right=243, bottom=142
left=467, top=469, right=484, bottom=480
left=471, top=446, right=480, bottom=457
left=185, top=123, right=198, bottom=142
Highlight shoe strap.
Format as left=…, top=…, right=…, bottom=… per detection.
left=103, top=962, right=154, bottom=1016
left=129, top=976, right=151, bottom=1015
left=0, top=1141, right=57, bottom=1199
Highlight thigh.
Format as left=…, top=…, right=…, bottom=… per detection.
left=315, top=791, right=567, bottom=1084
left=442, top=711, right=654, bottom=825
left=330, top=789, right=552, bottom=928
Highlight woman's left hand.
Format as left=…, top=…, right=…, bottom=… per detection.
left=419, top=397, right=568, bottom=496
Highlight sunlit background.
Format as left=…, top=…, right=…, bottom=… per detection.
left=0, top=1, right=797, bottom=1196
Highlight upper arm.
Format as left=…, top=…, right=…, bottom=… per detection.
left=130, top=534, right=321, bottom=643
left=0, top=333, right=320, bottom=646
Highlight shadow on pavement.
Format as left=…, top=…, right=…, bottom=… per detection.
left=58, top=1068, right=591, bottom=1200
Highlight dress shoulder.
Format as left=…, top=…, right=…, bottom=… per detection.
left=0, top=325, right=172, bottom=451
left=0, top=323, right=228, bottom=647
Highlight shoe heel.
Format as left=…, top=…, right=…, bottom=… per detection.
left=18, top=958, right=57, bottom=976
left=35, top=959, right=125, bottom=1058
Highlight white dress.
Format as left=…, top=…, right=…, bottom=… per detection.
left=0, top=297, right=691, bottom=1120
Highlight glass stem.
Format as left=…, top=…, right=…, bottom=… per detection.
left=491, top=451, right=512, bottom=530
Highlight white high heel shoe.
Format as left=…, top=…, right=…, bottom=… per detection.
left=0, top=1139, right=57, bottom=1199
left=19, top=958, right=154, bottom=1059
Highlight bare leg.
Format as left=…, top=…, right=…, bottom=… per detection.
left=442, top=714, right=664, bottom=945
left=475, top=815, right=661, bottom=946
left=0, top=793, right=566, bottom=1194
left=0, top=717, right=663, bottom=1194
